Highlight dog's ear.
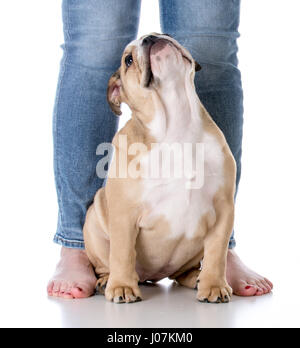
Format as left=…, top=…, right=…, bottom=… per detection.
left=107, top=70, right=122, bottom=116
left=194, top=60, right=202, bottom=72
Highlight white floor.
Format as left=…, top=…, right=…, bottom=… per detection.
left=0, top=241, right=299, bottom=328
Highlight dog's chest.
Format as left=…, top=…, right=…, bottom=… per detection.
left=139, top=122, right=224, bottom=239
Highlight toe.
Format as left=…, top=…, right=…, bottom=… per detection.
left=70, top=285, right=94, bottom=299
left=197, top=286, right=212, bottom=303
left=70, top=287, right=87, bottom=299
left=124, top=287, right=138, bottom=303
left=220, top=288, right=231, bottom=303
left=113, top=288, right=126, bottom=303
left=47, top=281, right=54, bottom=296
left=52, top=282, right=62, bottom=297
left=259, top=280, right=271, bottom=294
left=58, top=282, right=69, bottom=297
left=61, top=292, right=74, bottom=299
left=255, top=287, right=265, bottom=296
left=253, top=282, right=265, bottom=296
left=263, top=281, right=272, bottom=293
left=264, top=278, right=273, bottom=290
left=207, top=288, right=223, bottom=303
left=234, top=282, right=257, bottom=297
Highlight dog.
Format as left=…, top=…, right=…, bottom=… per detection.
left=83, top=33, right=236, bottom=304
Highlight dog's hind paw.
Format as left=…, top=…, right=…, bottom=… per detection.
left=95, top=274, right=109, bottom=295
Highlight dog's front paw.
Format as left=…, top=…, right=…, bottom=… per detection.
left=105, top=278, right=142, bottom=304
left=197, top=279, right=232, bottom=304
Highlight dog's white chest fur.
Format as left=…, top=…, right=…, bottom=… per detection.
left=140, top=110, right=224, bottom=240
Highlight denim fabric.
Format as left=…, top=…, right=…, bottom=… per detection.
left=53, top=0, right=142, bottom=248
left=159, top=0, right=243, bottom=249
left=53, top=0, right=243, bottom=250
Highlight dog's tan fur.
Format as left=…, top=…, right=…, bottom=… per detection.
left=83, top=33, right=236, bottom=304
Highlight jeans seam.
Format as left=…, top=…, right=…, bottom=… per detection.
left=54, top=235, right=84, bottom=243
left=53, top=64, right=66, bottom=229
left=68, top=34, right=141, bottom=41
left=65, top=0, right=71, bottom=42
left=54, top=0, right=71, bottom=235
left=53, top=235, right=85, bottom=249
left=196, top=60, right=240, bottom=69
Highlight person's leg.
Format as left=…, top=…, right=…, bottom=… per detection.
left=48, top=0, right=141, bottom=299
left=159, top=0, right=273, bottom=296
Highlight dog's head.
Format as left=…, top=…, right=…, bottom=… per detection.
left=107, top=33, right=201, bottom=116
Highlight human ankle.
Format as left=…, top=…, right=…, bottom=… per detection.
left=227, top=248, right=238, bottom=258
left=60, top=247, right=87, bottom=257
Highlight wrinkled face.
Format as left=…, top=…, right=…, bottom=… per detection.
left=107, top=33, right=201, bottom=116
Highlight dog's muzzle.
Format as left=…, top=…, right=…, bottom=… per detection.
left=142, top=35, right=159, bottom=47
left=140, top=34, right=191, bottom=88
left=141, top=35, right=172, bottom=88
left=141, top=35, right=159, bottom=88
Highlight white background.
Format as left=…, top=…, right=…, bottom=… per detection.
left=0, top=0, right=300, bottom=328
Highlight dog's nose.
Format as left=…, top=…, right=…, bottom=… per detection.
left=142, top=35, right=158, bottom=46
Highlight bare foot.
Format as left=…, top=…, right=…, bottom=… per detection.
left=226, top=249, right=273, bottom=297
left=47, top=247, right=97, bottom=299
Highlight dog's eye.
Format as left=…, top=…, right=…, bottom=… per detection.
left=125, top=54, right=133, bottom=68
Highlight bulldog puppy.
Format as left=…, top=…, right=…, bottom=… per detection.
left=83, top=33, right=236, bottom=304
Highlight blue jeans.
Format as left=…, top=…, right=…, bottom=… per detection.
left=53, top=0, right=243, bottom=250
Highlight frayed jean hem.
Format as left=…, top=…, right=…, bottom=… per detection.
left=228, top=238, right=236, bottom=250
left=53, top=234, right=85, bottom=250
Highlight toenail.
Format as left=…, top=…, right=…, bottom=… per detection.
left=245, top=286, right=252, bottom=290
left=199, top=298, right=209, bottom=303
